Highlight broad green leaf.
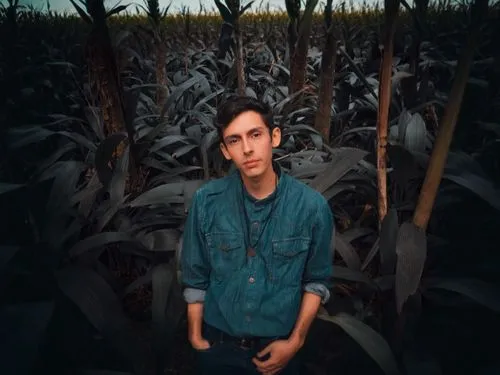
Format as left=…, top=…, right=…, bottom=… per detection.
left=69, top=0, right=93, bottom=23
left=361, top=237, right=380, bottom=271
left=138, top=229, right=180, bottom=251
left=200, top=130, right=219, bottom=179
left=183, top=179, right=205, bottom=213
left=151, top=262, right=175, bottom=355
left=120, top=267, right=155, bottom=298
left=317, top=311, right=400, bottom=375
left=403, top=113, right=427, bottom=153
left=341, top=227, right=374, bottom=243
left=239, top=0, right=254, bottom=15
left=333, top=232, right=361, bottom=270
left=323, top=183, right=357, bottom=200
left=443, top=172, right=500, bottom=211
left=152, top=261, right=185, bottom=361
left=83, top=106, right=105, bottom=141
left=9, top=127, right=54, bottom=149
left=338, top=47, right=378, bottom=102
left=96, top=195, right=129, bottom=232
left=35, top=142, right=76, bottom=175
left=160, top=75, right=206, bottom=117
left=172, top=144, right=198, bottom=158
left=379, top=208, right=398, bottom=275
left=106, top=3, right=129, bottom=17
left=108, top=146, right=130, bottom=208
left=72, top=171, right=103, bottom=218
left=332, top=266, right=373, bottom=285
left=150, top=135, right=194, bottom=154
left=395, top=222, right=427, bottom=314
left=423, top=277, right=500, bottom=312
left=397, top=110, right=412, bottom=144
left=41, top=161, right=87, bottom=215
left=55, top=266, right=146, bottom=374
left=128, top=180, right=204, bottom=208
left=57, top=130, right=97, bottom=152
left=68, top=232, right=147, bottom=258
left=0, top=183, right=24, bottom=196
left=309, top=147, right=368, bottom=195
left=289, top=161, right=328, bottom=179
left=94, top=132, right=128, bottom=185
left=0, top=301, right=54, bottom=375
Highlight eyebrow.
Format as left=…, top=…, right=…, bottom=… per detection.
left=224, top=126, right=265, bottom=141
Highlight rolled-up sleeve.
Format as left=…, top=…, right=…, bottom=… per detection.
left=180, top=189, right=210, bottom=303
left=302, top=198, right=334, bottom=304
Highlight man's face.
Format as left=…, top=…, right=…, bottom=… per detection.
left=220, top=110, right=281, bottom=179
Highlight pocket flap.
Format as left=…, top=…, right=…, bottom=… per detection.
left=272, top=237, right=310, bottom=256
left=207, top=233, right=243, bottom=252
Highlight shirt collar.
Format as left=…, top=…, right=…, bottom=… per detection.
left=234, top=161, right=285, bottom=205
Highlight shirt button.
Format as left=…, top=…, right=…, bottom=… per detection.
left=252, top=221, right=259, bottom=230
left=249, top=276, right=255, bottom=284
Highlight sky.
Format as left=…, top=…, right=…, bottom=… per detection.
left=17, top=0, right=296, bottom=14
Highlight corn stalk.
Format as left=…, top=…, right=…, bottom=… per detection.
left=412, top=0, right=490, bottom=230
left=313, top=0, right=337, bottom=141
left=401, top=0, right=429, bottom=77
left=376, top=0, right=400, bottom=225
left=142, top=0, right=170, bottom=113
left=70, top=0, right=141, bottom=188
left=288, top=0, right=318, bottom=94
left=285, top=0, right=299, bottom=73
left=215, top=0, right=253, bottom=95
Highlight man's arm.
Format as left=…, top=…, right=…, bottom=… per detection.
left=287, top=292, right=323, bottom=348
left=180, top=189, right=210, bottom=345
left=291, top=198, right=334, bottom=347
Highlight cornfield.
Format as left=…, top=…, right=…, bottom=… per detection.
left=1, top=0, right=500, bottom=374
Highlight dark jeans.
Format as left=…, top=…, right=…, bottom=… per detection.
left=194, top=322, right=301, bottom=375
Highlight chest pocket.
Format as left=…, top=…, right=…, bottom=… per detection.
left=206, top=232, right=245, bottom=281
left=270, top=237, right=310, bottom=285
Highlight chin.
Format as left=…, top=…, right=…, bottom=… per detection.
left=240, top=165, right=265, bottom=179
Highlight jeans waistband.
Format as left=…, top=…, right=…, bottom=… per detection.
left=202, top=322, right=287, bottom=350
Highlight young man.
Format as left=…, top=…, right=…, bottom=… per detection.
left=180, top=95, right=334, bottom=375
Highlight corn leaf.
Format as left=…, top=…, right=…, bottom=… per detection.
left=423, top=277, right=500, bottom=312
left=0, top=183, right=25, bottom=196
left=395, top=221, right=427, bottom=313
left=308, top=147, right=369, bottom=194
left=333, top=232, right=361, bottom=270
left=68, top=231, right=147, bottom=258
left=317, top=311, right=400, bottom=375
left=379, top=208, right=399, bottom=275
left=56, top=266, right=147, bottom=374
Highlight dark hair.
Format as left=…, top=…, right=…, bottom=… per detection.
left=215, top=95, right=275, bottom=144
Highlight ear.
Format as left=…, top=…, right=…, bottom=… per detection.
left=220, top=142, right=232, bottom=160
left=271, top=127, right=281, bottom=148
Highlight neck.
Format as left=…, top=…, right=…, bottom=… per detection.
left=241, top=163, right=277, bottom=200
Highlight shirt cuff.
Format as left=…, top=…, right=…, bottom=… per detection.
left=304, top=282, right=330, bottom=304
left=183, top=287, right=206, bottom=303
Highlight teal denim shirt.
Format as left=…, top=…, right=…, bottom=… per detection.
left=180, top=163, right=334, bottom=338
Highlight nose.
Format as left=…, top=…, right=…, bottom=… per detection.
left=242, top=137, right=253, bottom=155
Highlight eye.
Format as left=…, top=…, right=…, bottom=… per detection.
left=252, top=132, right=262, bottom=138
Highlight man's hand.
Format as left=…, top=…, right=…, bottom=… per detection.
left=251, top=337, right=302, bottom=375
left=190, top=336, right=211, bottom=351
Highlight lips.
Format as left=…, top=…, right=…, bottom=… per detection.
left=244, top=159, right=259, bottom=167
